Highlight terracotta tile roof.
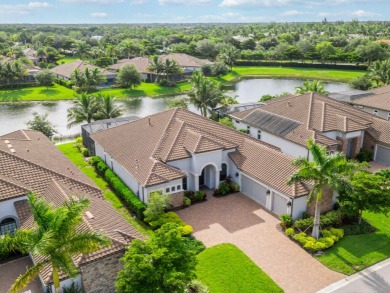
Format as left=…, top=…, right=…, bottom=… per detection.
left=50, top=60, right=116, bottom=79
left=1, top=130, right=143, bottom=285
left=108, top=57, right=152, bottom=73
left=231, top=93, right=378, bottom=148
left=352, top=91, right=390, bottom=112
left=91, top=108, right=301, bottom=197
left=369, top=85, right=390, bottom=95
left=0, top=175, right=29, bottom=202
left=229, top=139, right=309, bottom=198
left=159, top=53, right=212, bottom=68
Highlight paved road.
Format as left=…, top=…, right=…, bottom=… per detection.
left=318, top=258, right=390, bottom=293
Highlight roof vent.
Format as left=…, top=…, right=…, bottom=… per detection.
left=85, top=211, right=94, bottom=219
left=10, top=149, right=16, bottom=153
left=71, top=195, right=79, bottom=202
left=4, top=140, right=9, bottom=144
left=26, top=149, right=29, bottom=152
left=287, top=102, right=292, bottom=107
left=7, top=144, right=12, bottom=148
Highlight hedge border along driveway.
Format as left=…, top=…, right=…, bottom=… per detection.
left=57, top=142, right=152, bottom=236
left=196, top=243, right=283, bottom=293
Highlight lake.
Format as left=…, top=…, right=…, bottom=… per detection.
left=0, top=79, right=350, bottom=136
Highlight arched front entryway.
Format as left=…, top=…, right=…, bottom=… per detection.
left=199, top=164, right=219, bottom=190
left=0, top=217, right=17, bottom=235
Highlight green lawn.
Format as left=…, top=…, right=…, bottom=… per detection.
left=0, top=83, right=75, bottom=102
left=316, top=211, right=390, bottom=275
left=57, top=56, right=81, bottom=64
left=215, top=66, right=365, bottom=83
left=57, top=142, right=151, bottom=236
left=196, top=243, right=283, bottom=293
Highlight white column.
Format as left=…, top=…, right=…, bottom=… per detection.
left=215, top=170, right=220, bottom=189
left=194, top=175, right=199, bottom=191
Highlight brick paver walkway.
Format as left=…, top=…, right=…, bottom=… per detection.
left=177, top=192, right=344, bottom=293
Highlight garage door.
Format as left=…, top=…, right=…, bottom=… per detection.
left=241, top=174, right=267, bottom=206
left=376, top=145, right=390, bottom=166
left=272, top=193, right=288, bottom=216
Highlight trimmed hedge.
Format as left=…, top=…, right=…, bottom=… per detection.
left=149, top=211, right=193, bottom=236
left=293, top=210, right=341, bottom=231
left=90, top=156, right=146, bottom=220
left=235, top=60, right=367, bottom=70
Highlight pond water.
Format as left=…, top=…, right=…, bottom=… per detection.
left=0, top=79, right=350, bottom=137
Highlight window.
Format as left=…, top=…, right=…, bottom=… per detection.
left=165, top=187, right=170, bottom=193
left=257, top=130, right=262, bottom=140
left=177, top=185, right=181, bottom=190
left=0, top=218, right=17, bottom=235
left=373, top=109, right=379, bottom=116
left=388, top=113, right=390, bottom=121
left=220, top=163, right=228, bottom=181
left=183, top=177, right=187, bottom=190
left=247, top=125, right=250, bottom=130
left=172, top=186, right=176, bottom=192
left=235, top=120, right=240, bottom=124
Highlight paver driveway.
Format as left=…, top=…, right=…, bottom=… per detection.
left=177, top=192, right=344, bottom=293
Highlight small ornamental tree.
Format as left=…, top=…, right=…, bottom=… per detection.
left=338, top=170, right=390, bottom=224
left=143, top=191, right=171, bottom=223
left=116, top=223, right=197, bottom=293
left=116, top=64, right=142, bottom=89
left=34, top=69, right=56, bottom=89
left=27, top=112, right=57, bottom=138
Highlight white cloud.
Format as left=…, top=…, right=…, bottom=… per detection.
left=219, top=0, right=298, bottom=8
left=351, top=10, right=380, bottom=17
left=60, top=0, right=124, bottom=4
left=200, top=12, right=241, bottom=21
left=281, top=10, right=304, bottom=16
left=318, top=10, right=380, bottom=18
left=0, top=2, right=52, bottom=15
left=159, top=0, right=211, bottom=5
left=130, top=0, right=148, bottom=5
left=90, top=12, right=108, bottom=17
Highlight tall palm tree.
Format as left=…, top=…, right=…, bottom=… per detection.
left=369, top=60, right=390, bottom=85
left=295, top=80, right=328, bottom=95
left=189, top=71, right=224, bottom=117
left=220, top=95, right=238, bottom=106
left=148, top=56, right=164, bottom=82
left=162, top=58, right=181, bottom=81
left=73, top=41, right=91, bottom=59
left=96, top=94, right=123, bottom=119
left=67, top=93, right=100, bottom=127
left=0, top=193, right=110, bottom=293
left=287, top=139, right=357, bottom=239
left=218, top=47, right=240, bottom=71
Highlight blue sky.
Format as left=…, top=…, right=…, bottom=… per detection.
left=0, top=0, right=388, bottom=23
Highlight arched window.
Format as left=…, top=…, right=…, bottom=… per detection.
left=0, top=218, right=17, bottom=235
left=220, top=163, right=228, bottom=181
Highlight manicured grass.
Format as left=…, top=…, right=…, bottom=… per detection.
left=57, top=142, right=152, bottom=236
left=215, top=66, right=365, bottom=83
left=57, top=56, right=81, bottom=64
left=0, top=84, right=75, bottom=102
left=196, top=243, right=283, bottom=293
left=316, top=210, right=390, bottom=275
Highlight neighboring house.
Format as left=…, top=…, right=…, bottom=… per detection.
left=0, top=130, right=142, bottom=293
left=91, top=35, right=103, bottom=41
left=108, top=57, right=155, bottom=81
left=230, top=93, right=390, bottom=166
left=328, top=89, right=374, bottom=103
left=82, top=116, right=139, bottom=156
left=50, top=60, right=117, bottom=86
left=90, top=108, right=313, bottom=220
left=0, top=56, right=40, bottom=84
left=351, top=91, right=390, bottom=120
left=159, top=53, right=212, bottom=73
left=213, top=102, right=265, bottom=118
left=23, top=48, right=43, bottom=65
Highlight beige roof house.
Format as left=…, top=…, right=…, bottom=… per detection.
left=351, top=91, right=390, bottom=113
left=108, top=57, right=152, bottom=73
left=23, top=48, right=39, bottom=64
left=0, top=130, right=142, bottom=292
left=160, top=53, right=212, bottom=69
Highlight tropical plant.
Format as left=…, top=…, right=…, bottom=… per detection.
left=188, top=71, right=223, bottom=117
left=218, top=47, right=240, bottom=71
left=96, top=94, right=123, bottom=120
left=0, top=193, right=110, bottom=293
left=369, top=60, right=390, bottom=85
left=162, top=58, right=181, bottom=82
left=148, top=56, right=164, bottom=82
left=116, top=64, right=142, bottom=89
left=0, top=60, right=27, bottom=88
left=71, top=67, right=106, bottom=93
left=143, top=192, right=171, bottom=223
left=287, top=138, right=358, bottom=239
left=219, top=95, right=238, bottom=106
left=350, top=74, right=372, bottom=90
left=26, top=112, right=57, bottom=138
left=73, top=41, right=91, bottom=59
left=34, top=69, right=56, bottom=89
left=295, top=80, right=328, bottom=95
left=67, top=93, right=101, bottom=127
left=167, top=97, right=189, bottom=109
left=116, top=223, right=197, bottom=293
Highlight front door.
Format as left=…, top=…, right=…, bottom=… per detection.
left=199, top=169, right=205, bottom=186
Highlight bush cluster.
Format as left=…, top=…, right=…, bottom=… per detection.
left=182, top=236, right=206, bottom=254
left=90, top=156, right=146, bottom=220
left=55, top=78, right=73, bottom=89
left=74, top=137, right=89, bottom=157
left=355, top=148, right=373, bottom=163
left=214, top=176, right=240, bottom=196
left=183, top=190, right=206, bottom=204
left=285, top=227, right=344, bottom=252
left=279, top=214, right=293, bottom=228
left=293, top=210, right=341, bottom=231
left=149, top=211, right=193, bottom=236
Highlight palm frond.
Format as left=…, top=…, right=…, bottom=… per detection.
left=10, top=261, right=47, bottom=293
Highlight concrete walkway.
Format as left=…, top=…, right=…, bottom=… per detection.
left=317, top=257, right=390, bottom=293
left=177, top=192, right=344, bottom=293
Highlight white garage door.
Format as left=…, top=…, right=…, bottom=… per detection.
left=272, top=193, right=288, bottom=216
left=376, top=145, right=390, bottom=166
left=241, top=174, right=267, bottom=206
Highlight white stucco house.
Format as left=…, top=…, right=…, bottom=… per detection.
left=90, top=108, right=312, bottom=220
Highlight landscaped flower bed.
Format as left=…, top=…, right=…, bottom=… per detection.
left=183, top=190, right=207, bottom=207
left=213, top=177, right=240, bottom=197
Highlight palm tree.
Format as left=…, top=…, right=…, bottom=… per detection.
left=67, top=93, right=100, bottom=127
left=218, top=47, right=240, bottom=71
left=148, top=56, right=164, bottom=82
left=73, top=41, right=91, bottom=59
left=369, top=60, right=390, bottom=85
left=0, top=193, right=110, bottom=293
left=287, top=139, right=357, bottom=239
left=295, top=80, right=328, bottom=95
left=162, top=58, right=181, bottom=81
left=96, top=94, right=123, bottom=119
left=220, top=95, right=238, bottom=106
left=189, top=71, right=224, bottom=117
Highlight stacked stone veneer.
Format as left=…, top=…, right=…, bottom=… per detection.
left=80, top=252, right=123, bottom=293
left=170, top=192, right=184, bottom=208
left=307, top=187, right=333, bottom=216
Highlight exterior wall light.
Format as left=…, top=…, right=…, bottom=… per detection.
left=266, top=189, right=270, bottom=195
left=235, top=172, right=239, bottom=177
left=287, top=201, right=292, bottom=207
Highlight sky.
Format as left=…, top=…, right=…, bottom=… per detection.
left=0, top=0, right=389, bottom=24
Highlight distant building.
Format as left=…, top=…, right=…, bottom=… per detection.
left=91, top=35, right=103, bottom=41
left=350, top=85, right=390, bottom=120
left=108, top=57, right=154, bottom=81
left=159, top=53, right=212, bottom=73
left=0, top=56, right=40, bottom=85
left=23, top=48, right=43, bottom=65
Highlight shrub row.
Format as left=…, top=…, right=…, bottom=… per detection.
left=235, top=60, right=368, bottom=70
left=293, top=210, right=341, bottom=231
left=183, top=190, right=206, bottom=206
left=0, top=82, right=37, bottom=90
left=148, top=211, right=193, bottom=236
left=286, top=227, right=344, bottom=252
left=75, top=137, right=89, bottom=157
left=90, top=156, right=146, bottom=220
left=55, top=78, right=73, bottom=88
left=213, top=177, right=240, bottom=196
